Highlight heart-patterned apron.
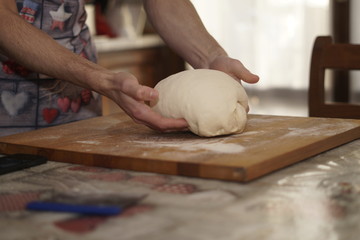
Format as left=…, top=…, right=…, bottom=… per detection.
left=0, top=0, right=101, bottom=137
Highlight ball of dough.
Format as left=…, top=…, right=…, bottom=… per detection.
left=151, top=69, right=249, bottom=137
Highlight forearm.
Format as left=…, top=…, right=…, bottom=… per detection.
left=143, top=0, right=227, bottom=69
left=0, top=1, right=189, bottom=131
left=0, top=2, right=111, bottom=94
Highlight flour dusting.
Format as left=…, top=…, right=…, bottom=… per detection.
left=131, top=139, right=245, bottom=154
left=76, top=140, right=101, bottom=145
left=286, top=122, right=359, bottom=137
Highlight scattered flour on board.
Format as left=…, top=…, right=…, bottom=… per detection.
left=28, top=134, right=60, bottom=141
left=75, top=140, right=101, bottom=145
left=286, top=122, right=359, bottom=137
left=130, top=139, right=245, bottom=154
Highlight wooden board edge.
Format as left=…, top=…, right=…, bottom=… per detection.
left=178, top=162, right=246, bottom=182
left=244, top=127, right=360, bottom=181
left=0, top=142, right=247, bottom=182
left=0, top=142, right=178, bottom=174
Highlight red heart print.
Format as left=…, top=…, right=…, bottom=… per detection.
left=153, top=183, right=197, bottom=194
left=81, top=89, right=92, bottom=105
left=2, top=62, right=14, bottom=74
left=130, top=175, right=169, bottom=186
left=54, top=216, right=108, bottom=234
left=71, top=97, right=81, bottom=113
left=2, top=60, right=31, bottom=76
left=119, top=205, right=154, bottom=218
left=42, top=108, right=59, bottom=124
left=0, top=192, right=40, bottom=212
left=90, top=172, right=130, bottom=182
left=57, top=97, right=70, bottom=113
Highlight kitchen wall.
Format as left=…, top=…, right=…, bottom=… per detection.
left=192, top=0, right=360, bottom=115
left=351, top=0, right=360, bottom=44
left=350, top=0, right=360, bottom=95
left=191, top=0, right=330, bottom=90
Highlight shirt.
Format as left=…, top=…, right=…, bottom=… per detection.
left=0, top=0, right=102, bottom=137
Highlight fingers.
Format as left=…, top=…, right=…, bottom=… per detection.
left=125, top=100, right=189, bottom=132
left=118, top=73, right=159, bottom=102
left=114, top=73, right=188, bottom=132
left=209, top=56, right=259, bottom=84
left=139, top=112, right=189, bottom=132
left=136, top=86, right=159, bottom=102
left=230, top=60, right=259, bottom=84
left=237, top=68, right=259, bottom=84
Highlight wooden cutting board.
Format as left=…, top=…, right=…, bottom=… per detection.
left=0, top=112, right=359, bottom=182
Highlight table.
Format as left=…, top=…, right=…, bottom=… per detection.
left=1, top=139, right=360, bottom=240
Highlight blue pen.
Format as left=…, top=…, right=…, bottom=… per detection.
left=26, top=201, right=122, bottom=216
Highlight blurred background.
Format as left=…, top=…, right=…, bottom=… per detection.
left=86, top=0, right=360, bottom=117
left=191, top=0, right=360, bottom=116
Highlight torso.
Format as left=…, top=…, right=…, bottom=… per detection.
left=0, top=0, right=101, bottom=137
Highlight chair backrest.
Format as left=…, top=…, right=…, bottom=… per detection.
left=308, top=36, right=360, bottom=119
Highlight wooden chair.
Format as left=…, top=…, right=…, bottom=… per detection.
left=308, top=36, right=360, bottom=119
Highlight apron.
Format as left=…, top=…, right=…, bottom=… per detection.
left=0, top=0, right=102, bottom=137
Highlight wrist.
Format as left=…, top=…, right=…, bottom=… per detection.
left=197, top=45, right=228, bottom=69
left=69, top=57, right=113, bottom=96
left=85, top=67, right=115, bottom=96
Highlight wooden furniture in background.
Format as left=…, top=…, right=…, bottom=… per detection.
left=95, top=36, right=185, bottom=115
left=331, top=0, right=350, bottom=102
left=308, top=36, right=360, bottom=119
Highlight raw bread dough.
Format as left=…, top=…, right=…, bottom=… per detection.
left=151, top=69, right=249, bottom=137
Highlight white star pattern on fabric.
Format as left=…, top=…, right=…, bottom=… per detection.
left=49, top=3, right=72, bottom=31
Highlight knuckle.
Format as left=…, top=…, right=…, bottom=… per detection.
left=155, top=124, right=167, bottom=132
left=233, top=58, right=243, bottom=66
left=156, top=122, right=172, bottom=132
left=136, top=87, right=146, bottom=99
left=119, top=78, right=131, bottom=91
left=131, top=107, right=145, bottom=120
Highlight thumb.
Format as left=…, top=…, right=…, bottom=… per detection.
left=133, top=85, right=159, bottom=102
left=119, top=75, right=159, bottom=101
left=231, top=62, right=259, bottom=84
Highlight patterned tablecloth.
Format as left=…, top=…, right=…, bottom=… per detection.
left=1, top=139, right=360, bottom=240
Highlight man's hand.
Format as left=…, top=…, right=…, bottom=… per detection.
left=209, top=55, right=259, bottom=84
left=106, top=72, right=188, bottom=132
